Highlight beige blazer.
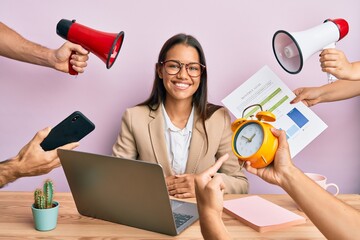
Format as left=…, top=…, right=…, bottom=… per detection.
left=112, top=105, right=248, bottom=194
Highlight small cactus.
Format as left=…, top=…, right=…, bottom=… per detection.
left=43, top=180, right=54, bottom=208
left=34, top=179, right=55, bottom=209
left=34, top=188, right=42, bottom=204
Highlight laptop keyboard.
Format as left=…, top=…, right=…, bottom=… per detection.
left=173, top=212, right=193, bottom=228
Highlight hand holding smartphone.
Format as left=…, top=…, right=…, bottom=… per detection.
left=40, top=111, right=95, bottom=151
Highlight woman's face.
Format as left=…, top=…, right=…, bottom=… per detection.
left=158, top=44, right=201, bottom=104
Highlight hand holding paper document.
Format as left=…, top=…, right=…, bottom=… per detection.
left=222, top=65, right=327, bottom=158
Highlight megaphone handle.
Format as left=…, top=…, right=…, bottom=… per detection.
left=69, top=51, right=78, bottom=75
left=323, top=42, right=337, bottom=83
left=327, top=73, right=337, bottom=83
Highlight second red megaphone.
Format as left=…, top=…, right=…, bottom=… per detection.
left=56, top=19, right=125, bottom=75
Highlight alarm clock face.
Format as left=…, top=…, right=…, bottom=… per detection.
left=234, top=122, right=264, bottom=157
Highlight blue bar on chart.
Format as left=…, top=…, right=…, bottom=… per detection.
left=285, top=124, right=299, bottom=138
left=284, top=108, right=309, bottom=138
left=287, top=108, right=309, bottom=128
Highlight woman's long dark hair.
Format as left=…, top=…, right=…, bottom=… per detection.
left=138, top=33, right=222, bottom=150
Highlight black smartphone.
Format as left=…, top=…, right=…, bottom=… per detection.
left=40, top=111, right=95, bottom=151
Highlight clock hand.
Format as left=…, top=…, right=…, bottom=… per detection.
left=249, top=133, right=256, bottom=142
left=241, top=135, right=251, bottom=142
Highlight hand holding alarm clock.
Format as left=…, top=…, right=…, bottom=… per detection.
left=231, top=104, right=278, bottom=168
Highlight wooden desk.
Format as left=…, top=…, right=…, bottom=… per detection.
left=0, top=192, right=359, bottom=239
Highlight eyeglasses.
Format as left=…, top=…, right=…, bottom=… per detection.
left=160, top=60, right=205, bottom=77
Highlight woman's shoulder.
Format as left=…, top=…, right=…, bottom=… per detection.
left=207, top=103, right=229, bottom=118
left=203, top=104, right=232, bottom=131
left=126, top=104, right=149, bottom=112
left=124, top=104, right=159, bottom=117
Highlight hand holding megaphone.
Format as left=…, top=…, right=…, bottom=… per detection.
left=272, top=18, right=349, bottom=83
left=53, top=41, right=89, bottom=74
left=56, top=19, right=125, bottom=75
left=319, top=48, right=358, bottom=82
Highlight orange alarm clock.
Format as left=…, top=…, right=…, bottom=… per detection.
left=231, top=104, right=279, bottom=168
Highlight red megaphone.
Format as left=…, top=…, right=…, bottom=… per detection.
left=56, top=19, right=125, bottom=75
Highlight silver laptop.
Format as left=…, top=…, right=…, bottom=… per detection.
left=58, top=149, right=199, bottom=236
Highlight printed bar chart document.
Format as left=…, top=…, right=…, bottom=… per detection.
left=222, top=65, right=327, bottom=157
left=223, top=196, right=306, bottom=233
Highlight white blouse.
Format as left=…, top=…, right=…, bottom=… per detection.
left=161, top=103, right=194, bottom=175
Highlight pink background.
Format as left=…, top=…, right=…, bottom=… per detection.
left=1, top=0, right=359, bottom=194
